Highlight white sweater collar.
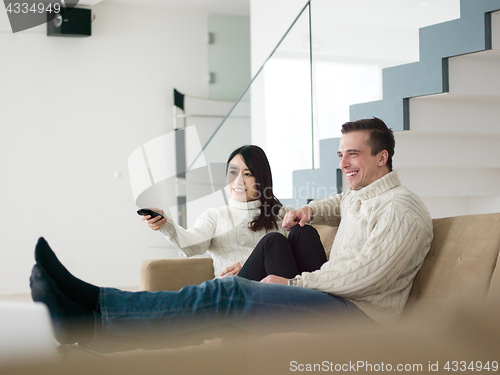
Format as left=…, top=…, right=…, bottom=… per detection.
left=352, top=171, right=401, bottom=200
left=228, top=198, right=261, bottom=210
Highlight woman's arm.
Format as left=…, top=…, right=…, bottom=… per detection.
left=151, top=208, right=219, bottom=258
left=141, top=208, right=167, bottom=231
left=220, top=262, right=242, bottom=277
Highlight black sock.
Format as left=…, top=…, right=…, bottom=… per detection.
left=34, top=237, right=100, bottom=312
left=30, top=264, right=95, bottom=345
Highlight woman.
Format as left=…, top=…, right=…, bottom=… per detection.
left=142, top=145, right=327, bottom=281
left=142, top=145, right=292, bottom=279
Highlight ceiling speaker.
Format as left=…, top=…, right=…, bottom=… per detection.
left=47, top=7, right=91, bottom=37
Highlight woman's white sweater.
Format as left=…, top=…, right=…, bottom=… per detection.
left=159, top=198, right=291, bottom=278
left=302, top=171, right=433, bottom=325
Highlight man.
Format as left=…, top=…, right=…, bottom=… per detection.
left=262, top=117, right=433, bottom=325
left=30, top=117, right=433, bottom=352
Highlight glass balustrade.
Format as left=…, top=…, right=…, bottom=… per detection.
left=152, top=0, right=461, bottom=226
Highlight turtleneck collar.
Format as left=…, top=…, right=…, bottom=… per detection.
left=351, top=171, right=401, bottom=201
left=228, top=198, right=262, bottom=210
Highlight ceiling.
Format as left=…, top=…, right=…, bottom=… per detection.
left=80, top=0, right=461, bottom=24
left=87, top=0, right=250, bottom=16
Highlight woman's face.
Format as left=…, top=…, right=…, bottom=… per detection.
left=226, top=154, right=259, bottom=202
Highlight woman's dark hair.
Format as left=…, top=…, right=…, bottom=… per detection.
left=341, top=117, right=395, bottom=171
left=226, top=145, right=282, bottom=232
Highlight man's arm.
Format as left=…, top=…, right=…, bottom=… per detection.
left=307, top=195, right=343, bottom=227
left=295, top=209, right=432, bottom=299
left=282, top=194, right=343, bottom=231
left=281, top=206, right=313, bottom=231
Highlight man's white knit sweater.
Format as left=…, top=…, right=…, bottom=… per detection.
left=159, top=198, right=291, bottom=278
left=301, top=171, right=433, bottom=325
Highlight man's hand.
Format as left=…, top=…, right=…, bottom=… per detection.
left=260, top=275, right=289, bottom=285
left=282, top=206, right=313, bottom=231
left=220, top=262, right=242, bottom=277
left=141, top=208, right=167, bottom=231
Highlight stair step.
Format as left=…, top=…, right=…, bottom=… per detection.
left=318, top=138, right=340, bottom=171
left=350, top=8, right=500, bottom=132
left=393, top=131, right=500, bottom=168
left=409, top=93, right=500, bottom=133
left=295, top=5, right=500, bottom=218
left=418, top=18, right=478, bottom=63
left=449, top=49, right=500, bottom=96
left=420, top=195, right=500, bottom=219
left=279, top=138, right=342, bottom=205
left=494, top=10, right=500, bottom=49
left=397, top=167, right=500, bottom=198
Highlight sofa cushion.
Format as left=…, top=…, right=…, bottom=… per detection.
left=403, top=212, right=500, bottom=321
left=312, top=224, right=338, bottom=260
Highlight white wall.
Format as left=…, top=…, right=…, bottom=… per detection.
left=0, top=3, right=211, bottom=294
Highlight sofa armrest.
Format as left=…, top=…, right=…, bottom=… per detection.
left=140, top=258, right=214, bottom=292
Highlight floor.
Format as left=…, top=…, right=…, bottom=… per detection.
left=0, top=293, right=32, bottom=303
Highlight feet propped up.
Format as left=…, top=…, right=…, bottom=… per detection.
left=30, top=264, right=94, bottom=345
left=34, top=237, right=99, bottom=311
left=30, top=237, right=97, bottom=346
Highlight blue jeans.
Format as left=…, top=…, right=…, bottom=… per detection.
left=88, top=276, right=369, bottom=352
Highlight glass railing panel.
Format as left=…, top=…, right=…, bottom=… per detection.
left=183, top=0, right=462, bottom=212
left=183, top=94, right=251, bottom=227
left=253, top=20, right=313, bottom=201
left=190, top=2, right=313, bottom=210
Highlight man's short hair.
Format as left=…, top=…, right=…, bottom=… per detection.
left=341, top=117, right=395, bottom=171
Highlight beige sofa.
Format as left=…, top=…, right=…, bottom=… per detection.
left=140, top=212, right=500, bottom=321
left=2, top=213, right=500, bottom=374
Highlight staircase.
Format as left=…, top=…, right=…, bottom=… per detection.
left=286, top=0, right=500, bottom=218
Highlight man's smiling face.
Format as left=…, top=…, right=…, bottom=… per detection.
left=338, top=130, right=389, bottom=191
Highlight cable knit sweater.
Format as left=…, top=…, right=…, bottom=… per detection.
left=301, top=171, right=433, bottom=325
left=159, top=198, right=292, bottom=278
